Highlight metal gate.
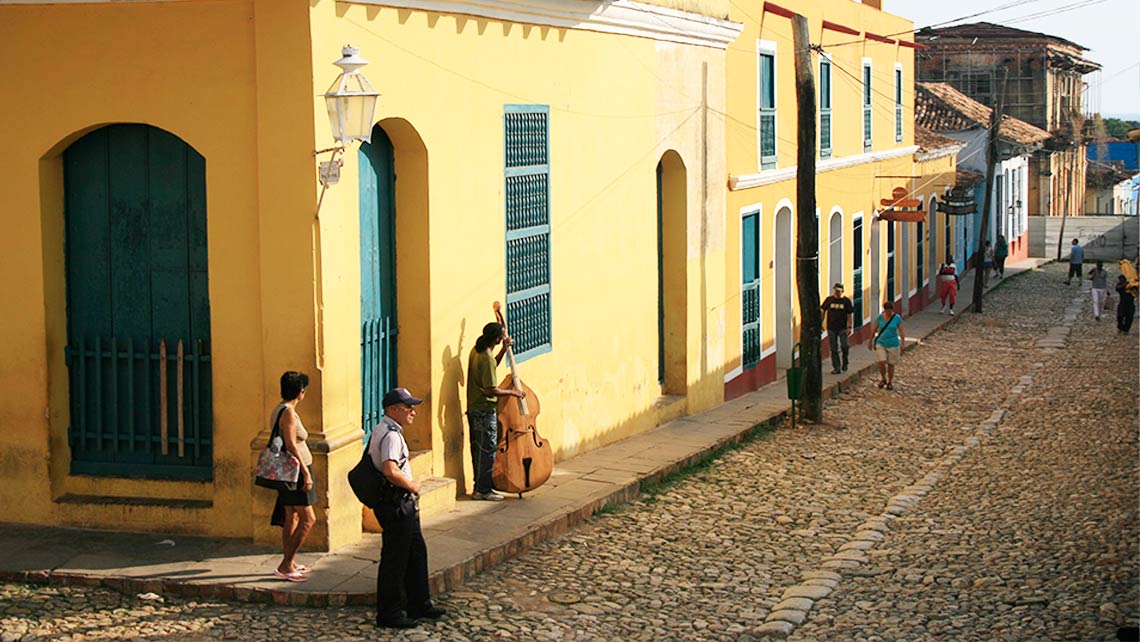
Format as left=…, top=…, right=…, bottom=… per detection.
left=359, top=125, right=398, bottom=445
left=63, top=124, right=212, bottom=479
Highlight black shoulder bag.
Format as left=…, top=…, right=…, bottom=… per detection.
left=347, top=429, right=410, bottom=508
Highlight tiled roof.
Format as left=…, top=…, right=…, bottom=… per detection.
left=918, top=22, right=1087, bottom=51
left=916, top=83, right=1051, bottom=146
left=915, top=126, right=965, bottom=154
left=956, top=169, right=984, bottom=189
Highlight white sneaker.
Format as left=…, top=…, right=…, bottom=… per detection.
left=940, top=305, right=946, bottom=314
left=949, top=308, right=955, bottom=316
left=474, top=491, right=504, bottom=502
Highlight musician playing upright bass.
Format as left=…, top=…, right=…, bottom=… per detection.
left=466, top=322, right=526, bottom=501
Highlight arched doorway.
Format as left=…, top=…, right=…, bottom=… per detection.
left=359, top=125, right=398, bottom=449
left=63, top=124, right=213, bottom=480
left=828, top=210, right=843, bottom=291
left=656, top=151, right=688, bottom=395
left=774, top=205, right=794, bottom=369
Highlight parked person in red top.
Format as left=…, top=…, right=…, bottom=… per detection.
left=937, top=260, right=960, bottom=316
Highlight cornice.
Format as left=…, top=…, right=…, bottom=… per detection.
left=728, top=146, right=920, bottom=191
left=344, top=0, right=742, bottom=49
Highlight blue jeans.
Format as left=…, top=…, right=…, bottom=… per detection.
left=466, top=409, right=499, bottom=494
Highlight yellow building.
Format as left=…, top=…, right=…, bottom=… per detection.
left=721, top=0, right=960, bottom=397
left=0, top=0, right=744, bottom=549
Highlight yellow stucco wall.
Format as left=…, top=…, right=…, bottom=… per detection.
left=0, top=0, right=327, bottom=537
left=307, top=1, right=733, bottom=547
left=722, top=1, right=922, bottom=376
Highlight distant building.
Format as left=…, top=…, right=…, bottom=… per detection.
left=916, top=22, right=1101, bottom=218
left=1088, top=140, right=1140, bottom=173
left=916, top=82, right=1049, bottom=265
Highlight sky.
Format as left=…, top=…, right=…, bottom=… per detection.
left=886, top=0, right=1140, bottom=119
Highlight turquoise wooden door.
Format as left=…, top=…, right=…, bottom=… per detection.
left=63, top=124, right=212, bottom=480
left=359, top=125, right=398, bottom=446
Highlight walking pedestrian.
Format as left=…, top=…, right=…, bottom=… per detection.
left=868, top=301, right=905, bottom=390
left=994, top=234, right=1008, bottom=279
left=370, top=387, right=446, bottom=629
left=1089, top=261, right=1109, bottom=321
left=981, top=240, right=994, bottom=288
left=269, top=371, right=315, bottom=583
left=1065, top=238, right=1084, bottom=285
left=937, top=260, right=960, bottom=315
left=466, top=322, right=525, bottom=501
left=1115, top=274, right=1135, bottom=334
left=820, top=283, right=854, bottom=375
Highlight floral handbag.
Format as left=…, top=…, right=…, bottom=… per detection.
left=254, top=407, right=301, bottom=491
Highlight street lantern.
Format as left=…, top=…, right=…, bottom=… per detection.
left=324, top=45, right=379, bottom=144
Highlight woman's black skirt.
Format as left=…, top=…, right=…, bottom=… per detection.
left=271, top=465, right=317, bottom=526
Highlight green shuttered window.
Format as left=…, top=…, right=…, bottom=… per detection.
left=505, top=105, right=552, bottom=360
left=895, top=66, right=904, bottom=143
left=742, top=213, right=762, bottom=369
left=820, top=59, right=832, bottom=159
left=759, top=51, right=777, bottom=170
left=863, top=62, right=873, bottom=152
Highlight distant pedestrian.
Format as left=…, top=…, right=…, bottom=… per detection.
left=1115, top=274, right=1135, bottom=334
left=1065, top=238, right=1084, bottom=285
left=937, top=260, right=960, bottom=315
left=820, top=283, right=854, bottom=374
left=1089, top=261, right=1109, bottom=321
left=869, top=301, right=905, bottom=390
left=981, top=240, right=994, bottom=288
left=994, top=234, right=1009, bottom=278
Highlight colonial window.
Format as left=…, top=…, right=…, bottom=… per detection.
left=758, top=42, right=778, bottom=170
left=820, top=58, right=832, bottom=159
left=504, top=105, right=552, bottom=360
left=863, top=60, right=873, bottom=152
left=742, top=212, right=762, bottom=368
left=852, top=214, right=865, bottom=327
left=895, top=63, right=904, bottom=143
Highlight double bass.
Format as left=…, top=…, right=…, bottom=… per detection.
left=491, top=301, right=553, bottom=497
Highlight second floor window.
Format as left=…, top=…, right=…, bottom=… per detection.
left=820, top=58, right=832, bottom=159
left=759, top=46, right=777, bottom=170
left=895, top=65, right=904, bottom=143
left=863, top=61, right=873, bottom=152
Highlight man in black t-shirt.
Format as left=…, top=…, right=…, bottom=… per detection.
left=820, top=283, right=854, bottom=374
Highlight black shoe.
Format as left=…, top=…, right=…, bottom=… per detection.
left=409, top=605, right=447, bottom=620
left=842, top=364, right=848, bottom=372
left=377, top=615, right=418, bottom=629
left=831, top=369, right=842, bottom=375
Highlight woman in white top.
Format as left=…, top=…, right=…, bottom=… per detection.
left=938, top=260, right=960, bottom=315
left=270, top=371, right=316, bottom=582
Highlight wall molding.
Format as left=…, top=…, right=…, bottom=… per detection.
left=344, top=0, right=743, bottom=49
left=728, top=145, right=920, bottom=191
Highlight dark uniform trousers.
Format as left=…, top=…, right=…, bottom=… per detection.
left=374, top=502, right=431, bottom=622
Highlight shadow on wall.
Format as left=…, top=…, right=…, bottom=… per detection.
left=438, top=319, right=468, bottom=496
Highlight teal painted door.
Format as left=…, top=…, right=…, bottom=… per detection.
left=63, top=124, right=213, bottom=480
left=360, top=125, right=397, bottom=446
left=852, top=217, right=864, bottom=328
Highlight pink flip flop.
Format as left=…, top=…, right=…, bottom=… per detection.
left=273, top=569, right=308, bottom=583
left=295, top=565, right=311, bottom=575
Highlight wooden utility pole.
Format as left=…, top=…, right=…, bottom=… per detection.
left=972, top=69, right=1008, bottom=314
left=792, top=14, right=822, bottom=421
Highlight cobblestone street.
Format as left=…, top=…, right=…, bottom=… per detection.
left=3, top=263, right=1137, bottom=642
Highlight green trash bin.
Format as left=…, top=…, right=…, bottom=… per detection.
left=786, top=366, right=802, bottom=400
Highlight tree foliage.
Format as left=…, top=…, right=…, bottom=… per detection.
left=1102, top=118, right=1140, bottom=139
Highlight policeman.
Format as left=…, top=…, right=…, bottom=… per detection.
left=369, top=387, right=446, bottom=628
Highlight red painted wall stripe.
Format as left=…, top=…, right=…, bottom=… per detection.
left=865, top=32, right=897, bottom=44
left=822, top=20, right=860, bottom=36
left=762, top=1, right=796, bottom=19
left=898, top=40, right=928, bottom=50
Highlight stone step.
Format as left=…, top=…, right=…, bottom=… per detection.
left=362, top=476, right=456, bottom=533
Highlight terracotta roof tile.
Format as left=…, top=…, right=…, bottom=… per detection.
left=915, top=126, right=965, bottom=154
left=916, top=83, right=1051, bottom=146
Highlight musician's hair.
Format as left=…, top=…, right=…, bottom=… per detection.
left=476, top=323, right=505, bottom=353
